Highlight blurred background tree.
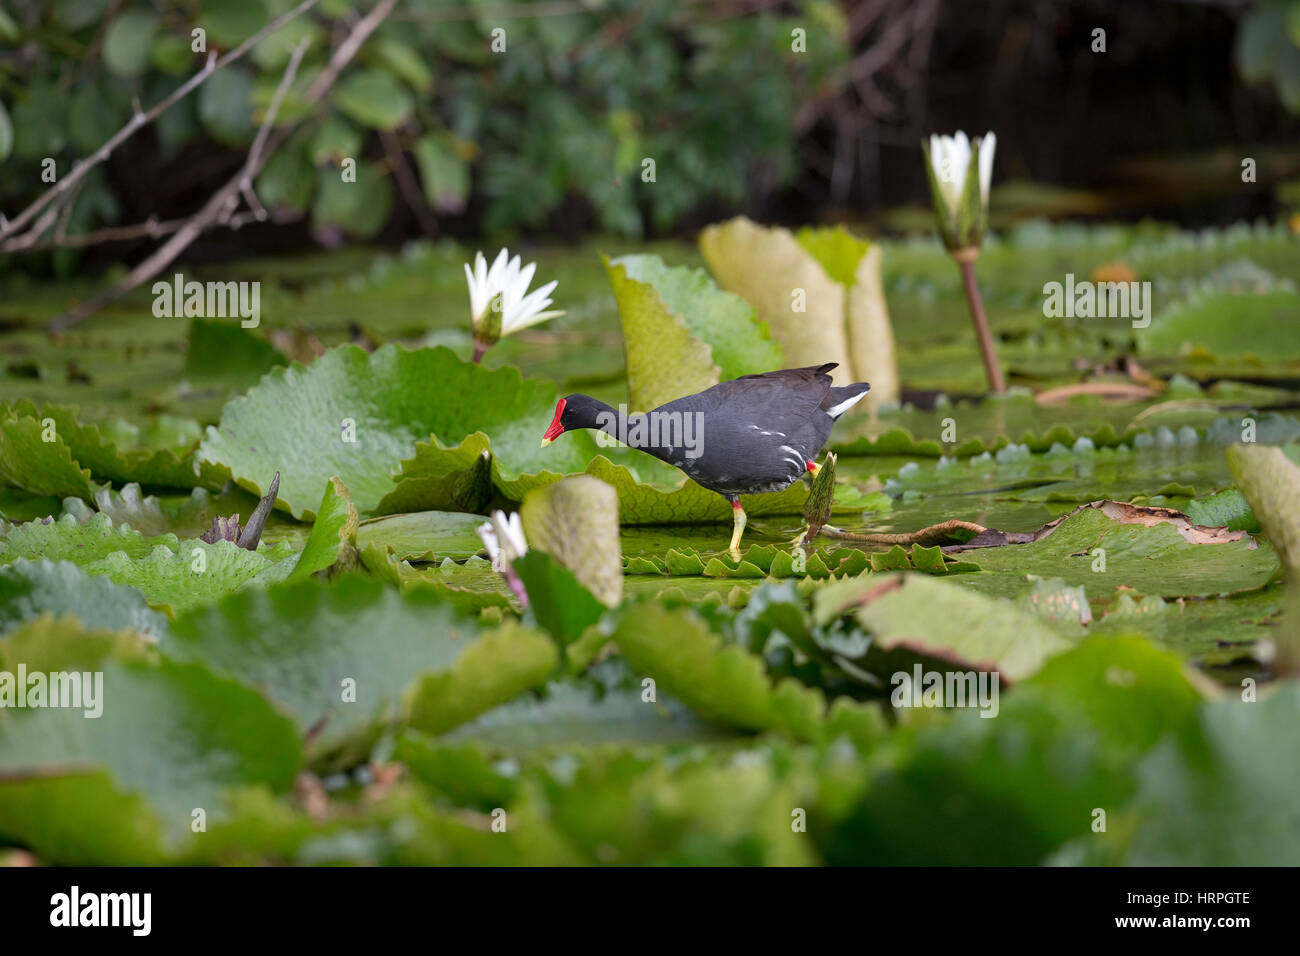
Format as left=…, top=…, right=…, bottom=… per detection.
left=0, top=0, right=1296, bottom=278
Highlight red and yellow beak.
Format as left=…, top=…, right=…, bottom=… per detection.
left=540, top=398, right=566, bottom=448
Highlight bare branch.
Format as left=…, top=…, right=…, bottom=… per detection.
left=0, top=0, right=320, bottom=247
left=46, top=0, right=401, bottom=331
left=381, top=130, right=439, bottom=238
left=47, top=39, right=313, bottom=332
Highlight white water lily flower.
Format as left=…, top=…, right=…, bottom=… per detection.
left=476, top=509, right=528, bottom=572
left=923, top=130, right=996, bottom=253
left=464, top=248, right=563, bottom=357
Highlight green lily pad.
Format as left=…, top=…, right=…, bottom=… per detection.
left=1139, top=289, right=1300, bottom=361
left=182, top=318, right=286, bottom=391
left=605, top=253, right=782, bottom=412
left=1090, top=687, right=1300, bottom=865
left=1185, top=487, right=1260, bottom=532
left=814, top=572, right=1076, bottom=682
left=86, top=538, right=299, bottom=616
left=953, top=504, right=1278, bottom=600
left=0, top=615, right=301, bottom=863
left=356, top=510, right=487, bottom=562
left=1, top=400, right=224, bottom=491
left=168, top=575, right=553, bottom=765
left=610, top=601, right=885, bottom=744
left=0, top=512, right=166, bottom=567
left=199, top=345, right=601, bottom=519
left=0, top=559, right=168, bottom=641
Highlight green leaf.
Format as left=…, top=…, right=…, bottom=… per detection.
left=151, top=34, right=194, bottom=75
left=183, top=318, right=286, bottom=391
left=1185, top=487, right=1260, bottom=532
left=55, top=0, right=111, bottom=30
left=200, top=345, right=591, bottom=518
left=358, top=545, right=514, bottom=614
left=309, top=115, right=363, bottom=166
left=519, top=474, right=622, bottom=606
left=406, top=619, right=559, bottom=735
left=436, top=672, right=722, bottom=755
left=198, top=65, right=256, bottom=147
left=104, top=10, right=158, bottom=77
left=413, top=133, right=469, bottom=213
left=611, top=601, right=884, bottom=744
left=256, top=141, right=315, bottom=213
left=814, top=572, right=1075, bottom=682
left=356, top=510, right=487, bottom=562
left=251, top=13, right=320, bottom=70
left=2, top=400, right=220, bottom=490
left=0, top=99, right=12, bottom=163
left=0, top=408, right=96, bottom=498
left=606, top=253, right=783, bottom=410
left=819, top=691, right=1131, bottom=865
left=390, top=436, right=818, bottom=524
left=0, top=559, right=168, bottom=640
left=0, top=513, right=164, bottom=567
left=511, top=551, right=607, bottom=646
left=0, top=9, right=20, bottom=44
left=288, top=477, right=359, bottom=581
left=1140, top=290, right=1300, bottom=360
left=1023, top=635, right=1203, bottom=752
left=85, top=538, right=298, bottom=616
left=796, top=225, right=870, bottom=287
left=954, top=504, right=1278, bottom=599
left=1111, top=687, right=1300, bottom=865
left=312, top=161, right=393, bottom=238
left=334, top=68, right=414, bottom=130
left=1227, top=444, right=1300, bottom=569
left=0, top=615, right=301, bottom=862
left=168, top=575, right=547, bottom=763
left=376, top=38, right=434, bottom=93
left=200, top=0, right=269, bottom=48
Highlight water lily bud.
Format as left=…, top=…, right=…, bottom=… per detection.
left=923, top=131, right=996, bottom=254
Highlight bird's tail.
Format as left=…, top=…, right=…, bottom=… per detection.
left=822, top=382, right=871, bottom=419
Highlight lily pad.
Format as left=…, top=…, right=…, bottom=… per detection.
left=168, top=575, right=554, bottom=765
left=952, top=504, right=1278, bottom=600
left=610, top=601, right=885, bottom=745
left=605, top=253, right=782, bottom=412
left=0, top=559, right=168, bottom=641
left=813, top=572, right=1075, bottom=682
left=199, top=345, right=601, bottom=519
left=0, top=615, right=301, bottom=863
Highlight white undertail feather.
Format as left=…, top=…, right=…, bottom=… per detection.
left=826, top=388, right=869, bottom=419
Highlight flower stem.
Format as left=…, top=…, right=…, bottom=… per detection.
left=471, top=341, right=487, bottom=364
left=502, top=565, right=529, bottom=609
left=955, top=253, right=1006, bottom=393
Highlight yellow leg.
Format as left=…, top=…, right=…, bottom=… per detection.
left=806, top=460, right=821, bottom=477
left=728, top=499, right=747, bottom=554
